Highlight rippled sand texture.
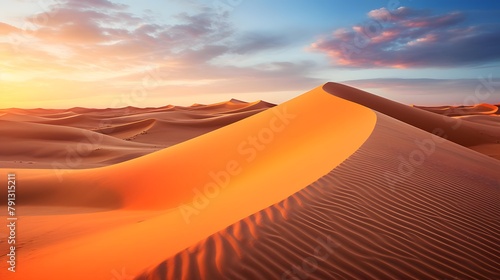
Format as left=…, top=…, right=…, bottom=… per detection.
left=0, top=83, right=498, bottom=280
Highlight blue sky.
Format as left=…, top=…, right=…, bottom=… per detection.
left=0, top=0, right=499, bottom=108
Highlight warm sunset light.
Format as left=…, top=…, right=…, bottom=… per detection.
left=1, top=0, right=500, bottom=108
left=0, top=1, right=499, bottom=280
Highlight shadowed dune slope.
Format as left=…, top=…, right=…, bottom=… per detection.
left=136, top=112, right=500, bottom=280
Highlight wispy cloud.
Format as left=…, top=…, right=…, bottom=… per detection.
left=310, top=7, right=500, bottom=68
left=0, top=22, right=20, bottom=35
left=0, top=0, right=319, bottom=107
left=5, top=2, right=232, bottom=72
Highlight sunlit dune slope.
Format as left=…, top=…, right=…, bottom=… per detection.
left=0, top=84, right=376, bottom=280
left=132, top=84, right=500, bottom=279
left=137, top=111, right=500, bottom=280
left=13, top=85, right=375, bottom=210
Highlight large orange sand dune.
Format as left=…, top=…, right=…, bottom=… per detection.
left=0, top=83, right=498, bottom=279
left=1, top=84, right=376, bottom=279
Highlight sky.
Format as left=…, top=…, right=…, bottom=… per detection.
left=1, top=0, right=500, bottom=108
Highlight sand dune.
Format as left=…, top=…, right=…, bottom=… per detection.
left=219, top=100, right=276, bottom=114
left=136, top=113, right=500, bottom=280
left=0, top=84, right=376, bottom=279
left=0, top=119, right=158, bottom=169
left=494, top=104, right=500, bottom=114
left=0, top=100, right=272, bottom=168
left=34, top=114, right=103, bottom=129
left=0, top=108, right=66, bottom=115
left=131, top=83, right=500, bottom=280
left=182, top=98, right=256, bottom=113
left=121, top=110, right=276, bottom=146
left=0, top=83, right=498, bottom=280
left=323, top=82, right=500, bottom=158
left=37, top=111, right=78, bottom=118
left=461, top=114, right=500, bottom=126
left=94, top=118, right=157, bottom=140
left=0, top=112, right=50, bottom=122
left=415, top=103, right=499, bottom=116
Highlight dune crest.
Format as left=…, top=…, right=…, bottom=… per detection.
left=135, top=86, right=500, bottom=279
left=1, top=83, right=498, bottom=280
left=0, top=84, right=376, bottom=279
left=323, top=82, right=500, bottom=159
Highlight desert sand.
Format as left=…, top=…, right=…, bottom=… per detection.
left=414, top=103, right=498, bottom=116
left=0, top=100, right=275, bottom=169
left=0, top=83, right=499, bottom=279
left=323, top=83, right=500, bottom=160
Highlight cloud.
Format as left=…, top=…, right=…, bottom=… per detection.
left=310, top=7, right=500, bottom=68
left=0, top=0, right=319, bottom=107
left=0, top=1, right=236, bottom=75
left=342, top=78, right=477, bottom=91
left=231, top=32, right=290, bottom=55
left=0, top=22, right=21, bottom=35
left=64, top=0, right=128, bottom=10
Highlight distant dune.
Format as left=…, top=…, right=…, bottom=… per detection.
left=323, top=83, right=500, bottom=160
left=414, top=103, right=498, bottom=116
left=0, top=100, right=275, bottom=169
left=0, top=83, right=498, bottom=280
